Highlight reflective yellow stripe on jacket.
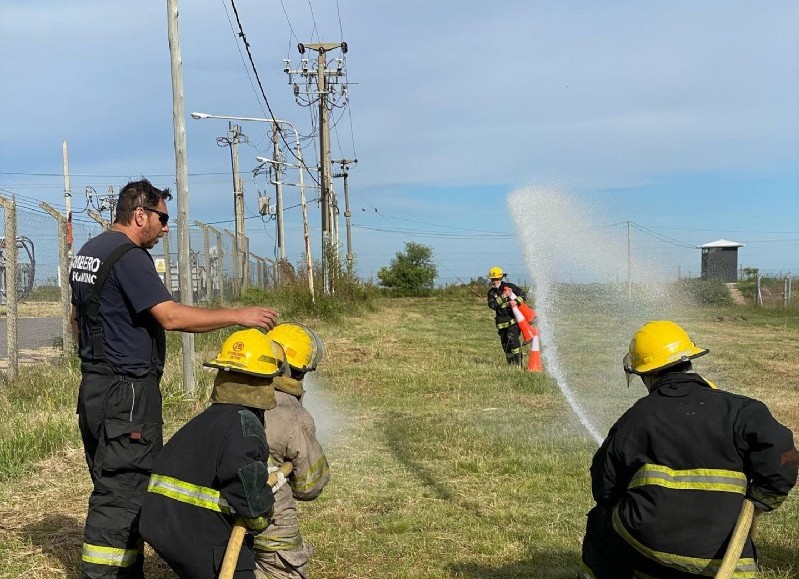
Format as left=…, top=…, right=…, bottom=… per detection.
left=628, top=464, right=747, bottom=494
left=612, top=508, right=757, bottom=577
left=293, top=455, right=330, bottom=494
left=147, top=473, right=233, bottom=514
left=82, top=543, right=140, bottom=568
left=615, top=464, right=754, bottom=577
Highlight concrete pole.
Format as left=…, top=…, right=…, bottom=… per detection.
left=0, top=196, right=18, bottom=380
left=229, top=123, right=247, bottom=291
left=333, top=159, right=357, bottom=277
left=195, top=221, right=212, bottom=302
left=88, top=210, right=110, bottom=230
left=108, top=186, right=116, bottom=223
left=299, top=166, right=314, bottom=301
left=167, top=0, right=196, bottom=396
left=62, top=141, right=73, bottom=261
left=224, top=229, right=238, bottom=296
left=627, top=220, right=632, bottom=299
left=273, top=122, right=285, bottom=263
left=40, top=202, right=72, bottom=354
left=207, top=225, right=225, bottom=302
left=162, top=231, right=173, bottom=295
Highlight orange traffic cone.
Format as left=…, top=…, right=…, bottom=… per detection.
left=519, top=303, right=536, bottom=323
left=504, top=288, right=537, bottom=323
left=527, top=327, right=542, bottom=372
left=509, top=301, right=535, bottom=344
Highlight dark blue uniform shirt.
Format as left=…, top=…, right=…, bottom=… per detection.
left=70, top=230, right=173, bottom=376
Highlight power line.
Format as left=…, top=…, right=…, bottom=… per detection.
left=227, top=0, right=315, bottom=181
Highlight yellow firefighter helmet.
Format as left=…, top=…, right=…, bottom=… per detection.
left=265, top=323, right=324, bottom=373
left=488, top=266, right=505, bottom=280
left=623, top=320, right=708, bottom=376
left=205, top=328, right=287, bottom=378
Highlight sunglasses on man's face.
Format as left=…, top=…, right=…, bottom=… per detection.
left=141, top=206, right=170, bottom=226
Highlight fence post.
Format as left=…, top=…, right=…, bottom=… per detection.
left=40, top=202, right=73, bottom=354
left=162, top=231, right=173, bottom=296
left=205, top=224, right=225, bottom=303
left=194, top=221, right=211, bottom=303
left=88, top=209, right=110, bottom=230
left=223, top=229, right=238, bottom=298
left=250, top=255, right=264, bottom=288
left=785, top=277, right=789, bottom=310
left=756, top=274, right=763, bottom=307
left=0, top=195, right=18, bottom=380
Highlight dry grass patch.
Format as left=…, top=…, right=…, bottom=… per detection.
left=1, top=295, right=797, bottom=578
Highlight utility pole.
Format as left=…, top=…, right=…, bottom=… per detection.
left=166, top=0, right=196, bottom=396
left=221, top=123, right=247, bottom=292
left=332, top=158, right=357, bottom=277
left=627, top=220, right=632, bottom=299
left=285, top=41, right=348, bottom=293
left=106, top=186, right=116, bottom=223
left=62, top=141, right=73, bottom=261
left=272, top=122, right=285, bottom=262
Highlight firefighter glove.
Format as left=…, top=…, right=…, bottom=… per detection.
left=268, top=465, right=288, bottom=494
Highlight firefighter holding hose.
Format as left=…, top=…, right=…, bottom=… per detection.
left=140, top=329, right=285, bottom=579
left=253, top=323, right=331, bottom=579
left=579, top=320, right=798, bottom=579
left=486, top=266, right=529, bottom=366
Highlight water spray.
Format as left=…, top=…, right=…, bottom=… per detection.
left=509, top=186, right=682, bottom=447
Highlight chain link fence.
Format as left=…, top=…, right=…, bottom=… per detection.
left=0, top=199, right=278, bottom=377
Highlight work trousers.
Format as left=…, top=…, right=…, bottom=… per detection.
left=255, top=543, right=313, bottom=579
left=498, top=324, right=522, bottom=366
left=78, top=366, right=163, bottom=579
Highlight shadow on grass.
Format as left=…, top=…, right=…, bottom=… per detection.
left=383, top=412, right=454, bottom=502
left=758, top=539, right=799, bottom=576
left=21, top=514, right=177, bottom=579
left=22, top=514, right=82, bottom=578
left=447, top=551, right=579, bottom=578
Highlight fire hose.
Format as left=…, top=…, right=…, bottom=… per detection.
left=218, top=460, right=294, bottom=579
left=715, top=499, right=757, bottom=579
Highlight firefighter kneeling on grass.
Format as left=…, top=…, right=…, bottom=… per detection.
left=486, top=266, right=528, bottom=366
left=140, top=329, right=285, bottom=579
left=254, top=323, right=331, bottom=579
left=579, top=321, right=798, bottom=579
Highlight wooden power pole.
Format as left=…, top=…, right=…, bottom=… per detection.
left=166, top=0, right=196, bottom=396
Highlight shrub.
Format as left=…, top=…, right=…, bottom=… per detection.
left=377, top=242, right=437, bottom=295
left=677, top=278, right=733, bottom=306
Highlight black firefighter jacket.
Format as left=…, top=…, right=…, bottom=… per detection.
left=592, top=372, right=797, bottom=576
left=140, top=403, right=275, bottom=579
left=487, top=282, right=526, bottom=328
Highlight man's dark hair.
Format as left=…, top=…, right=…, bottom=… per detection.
left=114, top=179, right=173, bottom=225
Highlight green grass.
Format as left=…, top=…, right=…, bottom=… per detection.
left=0, top=292, right=797, bottom=578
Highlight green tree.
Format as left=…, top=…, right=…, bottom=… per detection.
left=377, top=242, right=437, bottom=294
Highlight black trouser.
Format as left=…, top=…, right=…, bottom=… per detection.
left=78, top=366, right=163, bottom=579
left=498, top=323, right=522, bottom=366
left=580, top=505, right=737, bottom=579
left=580, top=505, right=635, bottom=578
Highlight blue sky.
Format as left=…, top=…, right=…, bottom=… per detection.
left=1, top=1, right=797, bottom=286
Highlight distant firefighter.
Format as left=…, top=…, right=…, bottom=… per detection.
left=486, top=266, right=529, bottom=366
left=579, top=320, right=798, bottom=579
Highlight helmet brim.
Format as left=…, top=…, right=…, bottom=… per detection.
left=625, top=346, right=709, bottom=375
